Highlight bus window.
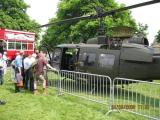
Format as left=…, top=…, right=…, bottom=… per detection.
left=22, top=43, right=27, bottom=50
left=28, top=43, right=33, bottom=50
left=8, top=42, right=15, bottom=49
left=16, top=42, right=21, bottom=50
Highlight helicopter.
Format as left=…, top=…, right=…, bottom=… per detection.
left=40, top=0, right=160, bottom=81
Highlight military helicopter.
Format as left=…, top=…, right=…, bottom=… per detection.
left=40, top=0, right=160, bottom=81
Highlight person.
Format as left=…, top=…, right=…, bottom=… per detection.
left=15, top=68, right=23, bottom=93
left=2, top=52, right=8, bottom=74
left=23, top=54, right=32, bottom=90
left=35, top=50, right=39, bottom=58
left=21, top=51, right=25, bottom=85
left=0, top=53, right=5, bottom=85
left=29, top=53, right=37, bottom=92
left=14, top=51, right=24, bottom=92
left=10, top=53, right=18, bottom=82
left=15, top=51, right=23, bottom=75
left=34, top=51, right=56, bottom=95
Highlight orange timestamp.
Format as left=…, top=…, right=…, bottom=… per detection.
left=112, top=104, right=149, bottom=110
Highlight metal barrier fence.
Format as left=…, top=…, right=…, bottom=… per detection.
left=112, top=78, right=160, bottom=120
left=59, top=70, right=112, bottom=106
left=45, top=69, right=112, bottom=107
left=44, top=69, right=60, bottom=89
left=44, top=69, right=160, bottom=120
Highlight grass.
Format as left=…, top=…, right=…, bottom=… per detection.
left=113, top=82, right=160, bottom=118
left=0, top=68, right=158, bottom=120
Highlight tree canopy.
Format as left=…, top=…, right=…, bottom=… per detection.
left=155, top=30, right=160, bottom=43
left=0, top=0, right=40, bottom=40
left=42, top=0, right=138, bottom=47
left=136, top=23, right=148, bottom=37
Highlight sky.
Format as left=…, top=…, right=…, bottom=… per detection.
left=24, top=0, right=160, bottom=44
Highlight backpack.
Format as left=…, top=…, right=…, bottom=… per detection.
left=30, top=59, right=38, bottom=73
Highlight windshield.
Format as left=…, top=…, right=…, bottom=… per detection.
left=52, top=49, right=61, bottom=63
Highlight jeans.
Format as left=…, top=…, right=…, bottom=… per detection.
left=29, top=70, right=34, bottom=91
left=24, top=69, right=30, bottom=90
left=24, top=69, right=34, bottom=91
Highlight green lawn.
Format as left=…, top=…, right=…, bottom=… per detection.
left=0, top=69, right=155, bottom=120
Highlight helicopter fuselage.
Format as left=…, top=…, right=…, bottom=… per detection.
left=51, top=42, right=160, bottom=81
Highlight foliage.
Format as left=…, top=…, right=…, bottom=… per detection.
left=136, top=23, right=148, bottom=37
left=155, top=30, right=160, bottom=43
left=0, top=0, right=40, bottom=41
left=42, top=0, right=137, bottom=48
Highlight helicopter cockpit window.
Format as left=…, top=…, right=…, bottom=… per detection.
left=52, top=49, right=61, bottom=63
left=82, top=53, right=87, bottom=61
left=83, top=53, right=96, bottom=66
left=99, top=54, right=115, bottom=68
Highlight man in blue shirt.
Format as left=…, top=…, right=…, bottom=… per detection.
left=15, top=52, right=23, bottom=75
left=14, top=51, right=24, bottom=92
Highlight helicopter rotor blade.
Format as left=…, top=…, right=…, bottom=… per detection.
left=101, top=0, right=160, bottom=17
left=39, top=15, right=92, bottom=28
left=39, top=0, right=160, bottom=28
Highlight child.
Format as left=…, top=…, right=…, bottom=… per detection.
left=15, top=68, right=23, bottom=93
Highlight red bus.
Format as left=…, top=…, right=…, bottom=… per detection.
left=0, top=28, right=35, bottom=61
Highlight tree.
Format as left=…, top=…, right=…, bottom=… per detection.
left=42, top=0, right=137, bottom=47
left=155, top=30, right=160, bottom=43
left=0, top=0, right=40, bottom=40
left=136, top=23, right=148, bottom=37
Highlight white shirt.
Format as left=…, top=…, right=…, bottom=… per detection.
left=3, top=55, right=7, bottom=61
left=30, top=57, right=36, bottom=64
left=24, top=57, right=32, bottom=70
